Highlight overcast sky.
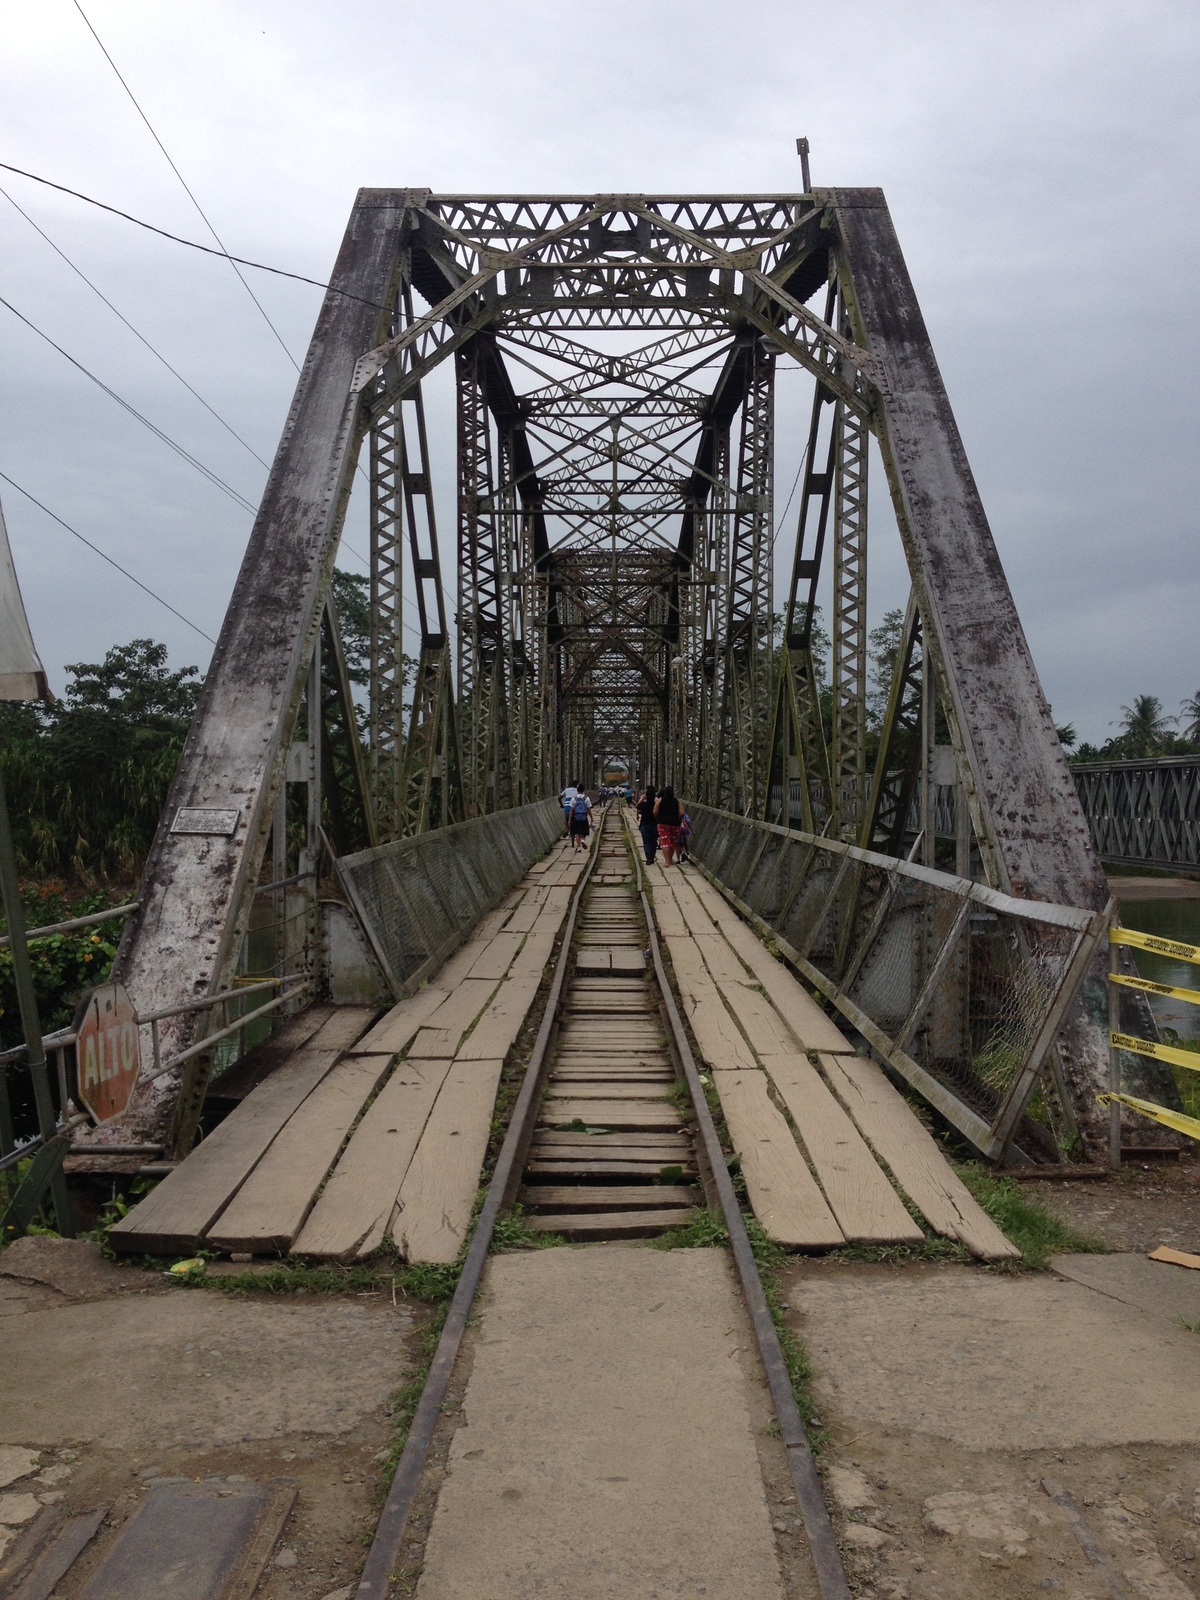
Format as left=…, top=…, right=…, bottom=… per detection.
left=1, top=0, right=1197, bottom=744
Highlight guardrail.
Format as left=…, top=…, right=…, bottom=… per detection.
left=686, top=803, right=1110, bottom=1162
left=336, top=798, right=565, bottom=999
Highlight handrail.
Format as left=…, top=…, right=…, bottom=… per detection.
left=0, top=901, right=138, bottom=949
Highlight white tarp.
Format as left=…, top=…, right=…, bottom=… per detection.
left=0, top=494, right=49, bottom=701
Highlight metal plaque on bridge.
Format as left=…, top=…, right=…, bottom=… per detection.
left=73, top=982, right=140, bottom=1124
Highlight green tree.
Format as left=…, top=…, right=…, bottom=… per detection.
left=1181, top=690, right=1200, bottom=744
left=0, top=640, right=202, bottom=879
left=1115, top=694, right=1174, bottom=758
left=867, top=608, right=905, bottom=729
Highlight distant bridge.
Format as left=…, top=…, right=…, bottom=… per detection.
left=1073, top=756, right=1200, bottom=875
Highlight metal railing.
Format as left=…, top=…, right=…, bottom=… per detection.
left=686, top=803, right=1110, bottom=1161
left=337, top=798, right=565, bottom=998
left=1073, top=755, right=1200, bottom=873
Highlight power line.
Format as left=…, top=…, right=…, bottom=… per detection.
left=0, top=161, right=382, bottom=303
left=0, top=469, right=216, bottom=643
left=0, top=293, right=259, bottom=514
left=0, top=184, right=272, bottom=472
left=71, top=0, right=302, bottom=372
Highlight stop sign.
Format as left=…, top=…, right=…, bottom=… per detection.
left=73, top=982, right=141, bottom=1124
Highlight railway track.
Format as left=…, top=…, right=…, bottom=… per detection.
left=355, top=801, right=851, bottom=1600
left=520, top=818, right=701, bottom=1239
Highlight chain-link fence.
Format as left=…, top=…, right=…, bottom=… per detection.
left=688, top=803, right=1108, bottom=1160
left=336, top=798, right=564, bottom=998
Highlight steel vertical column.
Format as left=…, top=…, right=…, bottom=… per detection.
left=369, top=403, right=404, bottom=840
left=832, top=395, right=868, bottom=836
left=457, top=344, right=506, bottom=815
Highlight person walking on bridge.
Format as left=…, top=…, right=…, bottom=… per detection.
left=568, top=785, right=593, bottom=851
left=636, top=785, right=658, bottom=864
left=654, top=785, right=684, bottom=867
left=560, top=780, right=577, bottom=836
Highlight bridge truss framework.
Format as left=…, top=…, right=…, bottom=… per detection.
left=87, top=183, right=1162, bottom=1167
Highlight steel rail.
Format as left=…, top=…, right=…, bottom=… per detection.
left=629, top=822, right=852, bottom=1600
left=353, top=824, right=605, bottom=1600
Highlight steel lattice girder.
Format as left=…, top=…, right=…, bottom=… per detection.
left=87, top=184, right=1132, bottom=1166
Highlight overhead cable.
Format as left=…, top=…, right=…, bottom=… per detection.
left=0, top=184, right=272, bottom=472
left=0, top=469, right=216, bottom=643
left=71, top=0, right=302, bottom=371
left=0, top=293, right=258, bottom=514
left=0, top=162, right=386, bottom=310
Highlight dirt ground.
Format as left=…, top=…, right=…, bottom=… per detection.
left=782, top=1162, right=1200, bottom=1600
left=1022, top=1152, right=1200, bottom=1255
left=0, top=1235, right=422, bottom=1600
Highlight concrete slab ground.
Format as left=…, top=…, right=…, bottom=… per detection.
left=1050, top=1251, right=1200, bottom=1328
left=415, top=1244, right=788, bottom=1600
left=784, top=1258, right=1200, bottom=1600
left=0, top=1238, right=416, bottom=1599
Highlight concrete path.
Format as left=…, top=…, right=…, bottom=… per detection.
left=415, top=1244, right=786, bottom=1600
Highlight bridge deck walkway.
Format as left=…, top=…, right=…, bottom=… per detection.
left=110, top=811, right=1012, bottom=1264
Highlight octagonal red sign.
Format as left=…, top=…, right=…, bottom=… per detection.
left=73, top=982, right=140, bottom=1124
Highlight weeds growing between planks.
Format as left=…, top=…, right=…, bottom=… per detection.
left=955, top=1163, right=1107, bottom=1270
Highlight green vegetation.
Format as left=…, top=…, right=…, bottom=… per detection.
left=0, top=639, right=202, bottom=881
left=1072, top=691, right=1200, bottom=763
left=0, top=885, right=124, bottom=1052
left=955, top=1164, right=1106, bottom=1269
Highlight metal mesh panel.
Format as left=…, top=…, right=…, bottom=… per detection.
left=337, top=798, right=563, bottom=995
left=688, top=802, right=1100, bottom=1159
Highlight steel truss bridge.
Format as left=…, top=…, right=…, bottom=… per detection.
left=75, top=182, right=1176, bottom=1168
left=1074, top=756, right=1200, bottom=874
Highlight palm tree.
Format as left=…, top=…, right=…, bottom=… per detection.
left=1181, top=691, right=1200, bottom=744
left=1116, top=694, right=1174, bottom=758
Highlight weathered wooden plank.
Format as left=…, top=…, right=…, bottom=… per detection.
left=392, top=1059, right=506, bottom=1263
left=206, top=1054, right=392, bottom=1253
left=526, top=1159, right=697, bottom=1177
left=108, top=1051, right=341, bottom=1253
left=757, top=1052, right=923, bottom=1244
left=712, top=1069, right=844, bottom=1249
left=544, top=1081, right=674, bottom=1102
left=538, top=1100, right=681, bottom=1129
left=409, top=979, right=499, bottom=1057
left=465, top=929, right=527, bottom=982
left=204, top=1005, right=333, bottom=1107
left=520, top=1185, right=698, bottom=1209
left=457, top=974, right=542, bottom=1061
left=292, top=1058, right=452, bottom=1259
left=664, top=938, right=759, bottom=1073
left=353, top=986, right=446, bottom=1056
left=504, top=887, right=550, bottom=933
left=527, top=1208, right=696, bottom=1236
left=532, top=1130, right=689, bottom=1149
left=97, top=191, right=416, bottom=1158
left=818, top=1051, right=1018, bottom=1259
left=683, top=872, right=854, bottom=1052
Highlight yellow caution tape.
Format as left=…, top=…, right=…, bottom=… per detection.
left=1110, top=926, right=1200, bottom=965
left=1109, top=971, right=1200, bottom=1007
left=1110, top=1031, right=1200, bottom=1072
left=1098, top=1091, right=1200, bottom=1144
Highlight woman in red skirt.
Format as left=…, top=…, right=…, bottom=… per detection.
left=653, top=785, right=683, bottom=866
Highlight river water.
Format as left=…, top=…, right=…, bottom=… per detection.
left=1118, top=896, right=1200, bottom=1043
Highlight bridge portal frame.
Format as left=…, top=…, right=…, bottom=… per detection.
left=77, top=185, right=1143, bottom=1165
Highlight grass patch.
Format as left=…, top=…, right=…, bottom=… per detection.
left=956, top=1163, right=1107, bottom=1270
left=828, top=1237, right=971, bottom=1266
left=197, top=1256, right=459, bottom=1301
left=490, top=1206, right=564, bottom=1251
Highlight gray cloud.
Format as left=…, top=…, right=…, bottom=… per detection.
left=1, top=0, right=1196, bottom=742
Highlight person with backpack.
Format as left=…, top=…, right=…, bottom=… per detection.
left=653, top=785, right=683, bottom=866
left=568, top=785, right=593, bottom=850
left=636, top=785, right=658, bottom=864
left=560, top=781, right=578, bottom=836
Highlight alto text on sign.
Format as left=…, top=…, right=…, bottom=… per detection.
left=73, top=982, right=141, bottom=1123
